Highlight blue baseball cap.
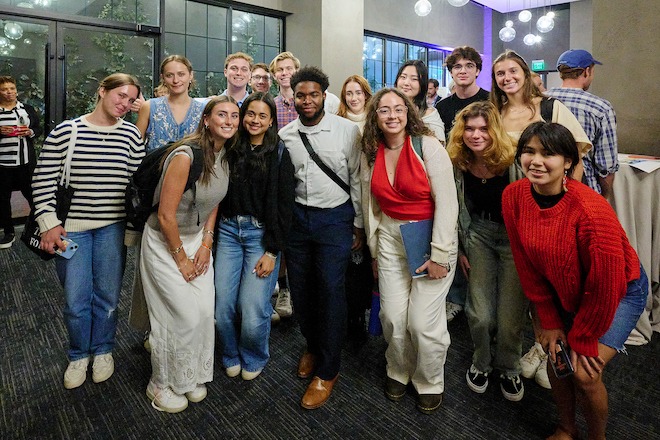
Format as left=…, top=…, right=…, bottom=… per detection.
left=557, top=49, right=602, bottom=69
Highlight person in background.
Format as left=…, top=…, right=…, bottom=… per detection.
left=214, top=92, right=294, bottom=381
left=435, top=46, right=491, bottom=323
left=32, top=73, right=143, bottom=389
left=141, top=96, right=238, bottom=413
left=337, top=74, right=374, bottom=342
left=547, top=49, right=618, bottom=197
left=436, top=46, right=490, bottom=140
left=447, top=101, right=527, bottom=401
left=361, top=87, right=457, bottom=414
left=279, top=66, right=363, bottom=410
left=222, top=52, right=253, bottom=107
left=270, top=51, right=301, bottom=129
left=395, top=60, right=445, bottom=143
left=426, top=78, right=442, bottom=108
left=502, top=121, right=646, bottom=440
left=154, top=83, right=169, bottom=98
left=531, top=72, right=546, bottom=93
left=250, top=62, right=272, bottom=94
left=0, top=75, right=42, bottom=249
left=136, top=55, right=206, bottom=152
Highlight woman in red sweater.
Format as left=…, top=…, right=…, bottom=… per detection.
left=502, top=121, right=647, bottom=440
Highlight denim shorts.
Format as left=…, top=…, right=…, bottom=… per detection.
left=599, top=264, right=648, bottom=352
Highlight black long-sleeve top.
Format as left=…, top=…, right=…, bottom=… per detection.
left=220, top=140, right=295, bottom=254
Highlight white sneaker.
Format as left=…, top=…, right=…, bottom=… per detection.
left=241, top=368, right=263, bottom=381
left=446, top=302, right=463, bottom=322
left=64, top=357, right=89, bottom=389
left=226, top=365, right=241, bottom=378
left=92, top=353, right=114, bottom=383
left=275, top=288, right=293, bottom=318
left=520, top=343, right=544, bottom=379
left=273, top=281, right=280, bottom=297
left=185, top=384, right=208, bottom=403
left=146, top=380, right=188, bottom=413
left=534, top=357, right=552, bottom=389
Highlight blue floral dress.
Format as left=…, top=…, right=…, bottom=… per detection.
left=145, top=97, right=206, bottom=151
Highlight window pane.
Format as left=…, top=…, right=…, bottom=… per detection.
left=22, top=0, right=161, bottom=26
left=186, top=1, right=208, bottom=37
left=186, top=35, right=207, bottom=71
left=363, top=36, right=384, bottom=91
left=163, top=32, right=185, bottom=58
left=165, top=0, right=186, bottom=34
left=264, top=16, right=281, bottom=48
left=208, top=6, right=228, bottom=40
left=208, top=38, right=228, bottom=72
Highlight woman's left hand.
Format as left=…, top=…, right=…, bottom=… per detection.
left=192, top=244, right=212, bottom=277
left=417, top=260, right=448, bottom=280
left=571, top=350, right=605, bottom=378
left=254, top=254, right=275, bottom=278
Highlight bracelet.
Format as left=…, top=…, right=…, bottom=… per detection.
left=203, top=229, right=214, bottom=237
left=169, top=241, right=184, bottom=255
left=264, top=251, right=277, bottom=260
left=201, top=242, right=212, bottom=251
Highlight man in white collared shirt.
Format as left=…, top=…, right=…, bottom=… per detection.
left=221, top=52, right=252, bottom=107
left=279, top=66, right=363, bottom=410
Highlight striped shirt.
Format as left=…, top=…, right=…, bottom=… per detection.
left=0, top=102, right=34, bottom=167
left=32, top=115, right=145, bottom=233
left=546, top=87, right=618, bottom=194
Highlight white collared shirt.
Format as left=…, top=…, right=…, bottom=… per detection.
left=279, top=112, right=363, bottom=228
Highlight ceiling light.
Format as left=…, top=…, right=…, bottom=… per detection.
left=414, top=0, right=432, bottom=17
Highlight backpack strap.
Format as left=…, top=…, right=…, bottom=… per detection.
left=540, top=97, right=555, bottom=122
left=411, top=136, right=423, bottom=160
left=186, top=143, right=205, bottom=226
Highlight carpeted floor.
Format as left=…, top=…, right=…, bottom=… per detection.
left=1, top=233, right=658, bottom=439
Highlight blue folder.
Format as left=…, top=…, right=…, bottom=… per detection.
left=399, top=219, right=433, bottom=278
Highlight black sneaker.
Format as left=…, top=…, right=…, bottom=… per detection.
left=385, top=377, right=407, bottom=402
left=500, top=374, right=524, bottom=401
left=0, top=232, right=15, bottom=249
left=466, top=364, right=489, bottom=393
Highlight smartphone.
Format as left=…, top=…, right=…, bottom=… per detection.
left=551, top=340, right=574, bottom=378
left=55, top=236, right=79, bottom=259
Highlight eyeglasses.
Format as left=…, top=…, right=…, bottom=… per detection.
left=451, top=63, right=477, bottom=72
left=376, top=106, right=408, bottom=118
left=252, top=75, right=271, bottom=82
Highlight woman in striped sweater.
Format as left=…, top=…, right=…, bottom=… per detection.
left=502, top=122, right=647, bottom=440
left=32, top=73, right=144, bottom=390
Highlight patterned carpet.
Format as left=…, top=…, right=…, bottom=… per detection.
left=1, top=232, right=658, bottom=439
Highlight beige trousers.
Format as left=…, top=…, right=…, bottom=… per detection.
left=377, top=214, right=457, bottom=395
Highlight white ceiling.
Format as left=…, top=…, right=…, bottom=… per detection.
left=471, top=0, right=581, bottom=13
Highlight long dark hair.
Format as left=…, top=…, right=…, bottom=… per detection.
left=226, top=92, right=280, bottom=178
left=395, top=60, right=429, bottom=117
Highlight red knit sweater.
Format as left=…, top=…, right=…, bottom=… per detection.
left=502, top=178, right=640, bottom=357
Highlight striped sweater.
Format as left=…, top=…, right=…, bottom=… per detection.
left=502, top=178, right=640, bottom=357
left=32, top=115, right=145, bottom=233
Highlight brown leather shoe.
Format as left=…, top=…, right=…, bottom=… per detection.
left=297, top=351, right=316, bottom=379
left=301, top=375, right=338, bottom=409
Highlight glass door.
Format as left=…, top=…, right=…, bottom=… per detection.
left=0, top=17, right=51, bottom=137
left=55, top=23, right=155, bottom=123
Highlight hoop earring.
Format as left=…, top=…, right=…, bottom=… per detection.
left=562, top=170, right=568, bottom=192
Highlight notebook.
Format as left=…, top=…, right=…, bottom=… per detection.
left=399, top=219, right=433, bottom=278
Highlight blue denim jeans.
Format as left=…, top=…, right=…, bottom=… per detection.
left=214, top=216, right=279, bottom=373
left=464, top=217, right=527, bottom=375
left=55, top=222, right=126, bottom=361
left=285, top=201, right=353, bottom=380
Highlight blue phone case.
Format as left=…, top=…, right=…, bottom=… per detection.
left=56, top=236, right=79, bottom=259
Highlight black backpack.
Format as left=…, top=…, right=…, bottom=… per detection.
left=125, top=142, right=204, bottom=231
